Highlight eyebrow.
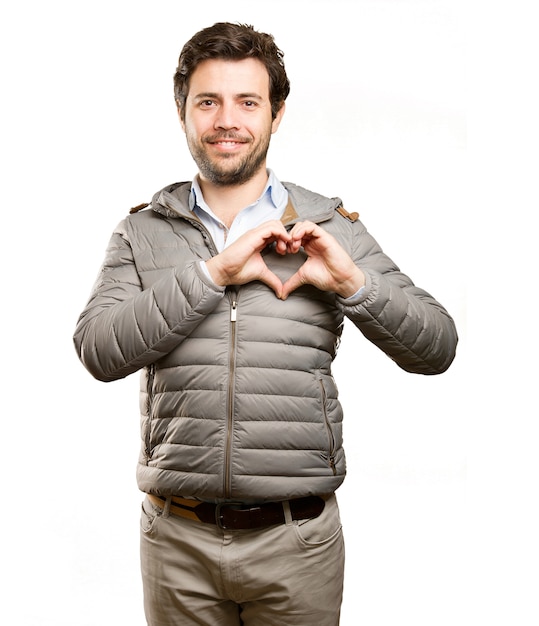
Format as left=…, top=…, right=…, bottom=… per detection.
left=192, top=92, right=219, bottom=100
left=236, top=93, right=264, bottom=101
left=192, top=92, right=264, bottom=102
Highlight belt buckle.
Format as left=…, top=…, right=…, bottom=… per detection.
left=215, top=501, right=244, bottom=530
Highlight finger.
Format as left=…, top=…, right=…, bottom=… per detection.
left=285, top=238, right=303, bottom=254
left=285, top=227, right=306, bottom=253
left=288, top=220, right=317, bottom=238
left=274, top=237, right=289, bottom=255
left=286, top=221, right=320, bottom=252
left=259, top=269, right=285, bottom=298
left=260, top=220, right=292, bottom=241
left=280, top=270, right=305, bottom=300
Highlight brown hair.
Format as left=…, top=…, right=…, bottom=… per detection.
left=174, top=22, right=290, bottom=121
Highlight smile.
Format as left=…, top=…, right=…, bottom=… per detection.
left=207, top=140, right=248, bottom=153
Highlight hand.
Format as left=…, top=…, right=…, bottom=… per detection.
left=205, top=220, right=291, bottom=296
left=280, top=221, right=365, bottom=300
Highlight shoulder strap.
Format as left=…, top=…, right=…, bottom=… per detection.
left=130, top=202, right=150, bottom=214
left=335, top=205, right=359, bottom=222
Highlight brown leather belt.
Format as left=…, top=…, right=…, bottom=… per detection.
left=147, top=494, right=326, bottom=530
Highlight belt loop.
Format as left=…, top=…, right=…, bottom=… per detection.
left=162, top=496, right=172, bottom=519
left=282, top=500, right=293, bottom=525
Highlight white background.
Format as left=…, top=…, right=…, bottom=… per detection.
left=1, top=0, right=536, bottom=624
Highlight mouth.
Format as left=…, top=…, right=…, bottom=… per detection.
left=205, top=135, right=251, bottom=151
left=211, top=140, right=245, bottom=148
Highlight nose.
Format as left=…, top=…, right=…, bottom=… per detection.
left=214, top=101, right=240, bottom=130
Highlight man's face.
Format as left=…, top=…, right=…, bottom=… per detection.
left=180, top=58, right=284, bottom=186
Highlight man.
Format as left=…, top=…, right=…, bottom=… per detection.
left=74, top=22, right=458, bottom=626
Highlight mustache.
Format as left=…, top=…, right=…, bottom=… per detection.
left=203, top=132, right=252, bottom=144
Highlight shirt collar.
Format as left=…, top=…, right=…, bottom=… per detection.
left=189, top=169, right=287, bottom=213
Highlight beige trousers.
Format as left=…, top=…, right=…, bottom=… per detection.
left=140, top=494, right=345, bottom=625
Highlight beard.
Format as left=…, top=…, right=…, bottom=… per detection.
left=186, top=129, right=272, bottom=187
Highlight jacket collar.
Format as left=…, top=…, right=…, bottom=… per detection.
left=151, top=180, right=340, bottom=226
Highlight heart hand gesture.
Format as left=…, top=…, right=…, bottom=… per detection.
left=205, top=220, right=365, bottom=300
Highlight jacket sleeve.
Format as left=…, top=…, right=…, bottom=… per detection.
left=73, top=218, right=225, bottom=382
left=337, top=219, right=458, bottom=374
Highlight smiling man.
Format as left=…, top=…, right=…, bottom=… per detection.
left=181, top=57, right=283, bottom=189
left=74, top=22, right=458, bottom=626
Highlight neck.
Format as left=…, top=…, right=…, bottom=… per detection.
left=197, top=168, right=269, bottom=227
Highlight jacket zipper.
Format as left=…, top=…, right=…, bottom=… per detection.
left=224, top=294, right=239, bottom=497
left=144, top=363, right=156, bottom=463
left=318, top=378, right=337, bottom=475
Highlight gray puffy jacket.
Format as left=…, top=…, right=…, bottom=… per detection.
left=74, top=182, right=457, bottom=502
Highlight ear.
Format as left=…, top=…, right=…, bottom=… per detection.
left=271, top=102, right=286, bottom=134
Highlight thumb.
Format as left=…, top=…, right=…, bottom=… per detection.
left=280, top=271, right=305, bottom=300
left=259, top=268, right=285, bottom=299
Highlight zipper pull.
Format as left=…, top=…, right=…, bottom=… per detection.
left=231, top=300, right=238, bottom=322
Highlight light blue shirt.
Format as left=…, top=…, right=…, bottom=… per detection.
left=189, top=169, right=288, bottom=252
